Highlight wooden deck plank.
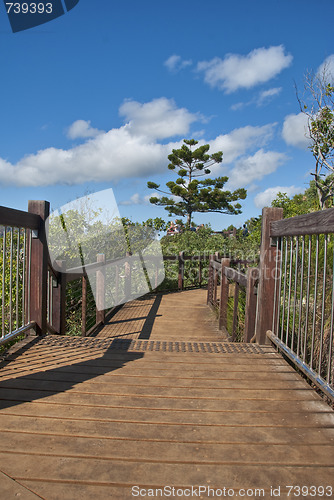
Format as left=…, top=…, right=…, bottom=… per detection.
left=0, top=403, right=333, bottom=425
left=0, top=387, right=322, bottom=409
left=1, top=453, right=334, bottom=489
left=0, top=413, right=333, bottom=444
left=0, top=395, right=330, bottom=413
left=0, top=377, right=320, bottom=397
left=1, top=432, right=334, bottom=465
left=0, top=470, right=42, bottom=499
left=0, top=373, right=311, bottom=390
left=0, top=289, right=333, bottom=499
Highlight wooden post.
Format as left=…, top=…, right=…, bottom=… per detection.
left=199, top=259, right=202, bottom=288
left=52, top=260, right=66, bottom=335
left=255, top=207, right=283, bottom=344
left=244, top=267, right=259, bottom=342
left=178, top=251, right=185, bottom=291
left=232, top=282, right=239, bottom=341
left=219, top=258, right=230, bottom=331
left=207, top=254, right=214, bottom=304
left=213, top=261, right=219, bottom=305
left=125, top=251, right=132, bottom=300
left=96, top=253, right=106, bottom=325
left=82, top=275, right=87, bottom=336
left=28, top=200, right=50, bottom=335
left=155, top=262, right=159, bottom=289
left=115, top=264, right=119, bottom=304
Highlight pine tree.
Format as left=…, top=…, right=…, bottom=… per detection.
left=147, top=139, right=246, bottom=225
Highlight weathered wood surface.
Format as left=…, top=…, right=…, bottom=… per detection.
left=0, top=205, right=40, bottom=230
left=28, top=200, right=50, bottom=336
left=255, top=207, right=283, bottom=344
left=224, top=266, right=248, bottom=287
left=244, top=268, right=259, bottom=342
left=0, top=289, right=333, bottom=499
left=97, top=289, right=224, bottom=341
left=270, top=206, right=334, bottom=236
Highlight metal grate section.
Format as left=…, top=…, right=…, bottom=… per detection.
left=37, top=336, right=267, bottom=354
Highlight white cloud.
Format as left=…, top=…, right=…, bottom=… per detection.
left=67, top=120, right=103, bottom=139
left=209, top=124, right=276, bottom=165
left=231, top=87, right=282, bottom=111
left=227, top=149, right=287, bottom=188
left=164, top=55, right=192, bottom=72
left=119, top=193, right=159, bottom=206
left=254, top=185, right=305, bottom=208
left=119, top=97, right=199, bottom=140
left=197, top=45, right=292, bottom=93
left=317, top=54, right=334, bottom=82
left=230, top=101, right=247, bottom=111
left=257, top=87, right=282, bottom=106
left=0, top=129, right=177, bottom=187
left=0, top=99, right=280, bottom=188
left=282, top=112, right=311, bottom=149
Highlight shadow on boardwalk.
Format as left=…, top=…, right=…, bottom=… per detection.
left=0, top=289, right=333, bottom=499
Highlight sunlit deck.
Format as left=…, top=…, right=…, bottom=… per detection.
left=0, top=289, right=333, bottom=499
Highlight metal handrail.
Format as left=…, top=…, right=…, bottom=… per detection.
left=1, top=224, right=33, bottom=345
left=270, top=214, right=334, bottom=402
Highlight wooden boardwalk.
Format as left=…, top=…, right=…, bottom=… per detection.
left=0, top=289, right=333, bottom=499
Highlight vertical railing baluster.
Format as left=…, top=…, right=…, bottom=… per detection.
left=15, top=228, right=20, bottom=330
left=310, top=235, right=319, bottom=369
left=318, top=234, right=327, bottom=376
left=297, top=236, right=305, bottom=359
left=272, top=238, right=279, bottom=334
left=275, top=236, right=283, bottom=338
left=303, top=236, right=312, bottom=363
left=22, top=229, right=27, bottom=326
left=9, top=228, right=13, bottom=334
left=2, top=227, right=7, bottom=338
left=27, top=229, right=32, bottom=324
left=291, top=237, right=299, bottom=351
left=286, top=237, right=293, bottom=345
left=328, top=242, right=334, bottom=385
left=280, top=238, right=288, bottom=342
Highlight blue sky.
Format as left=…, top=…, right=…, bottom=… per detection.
left=0, top=0, right=333, bottom=231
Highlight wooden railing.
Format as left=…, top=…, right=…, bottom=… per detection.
left=0, top=201, right=128, bottom=340
left=0, top=202, right=45, bottom=344
left=207, top=256, right=258, bottom=342
left=162, top=252, right=212, bottom=291
left=264, top=207, right=334, bottom=402
left=0, top=201, right=211, bottom=340
left=206, top=206, right=334, bottom=401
